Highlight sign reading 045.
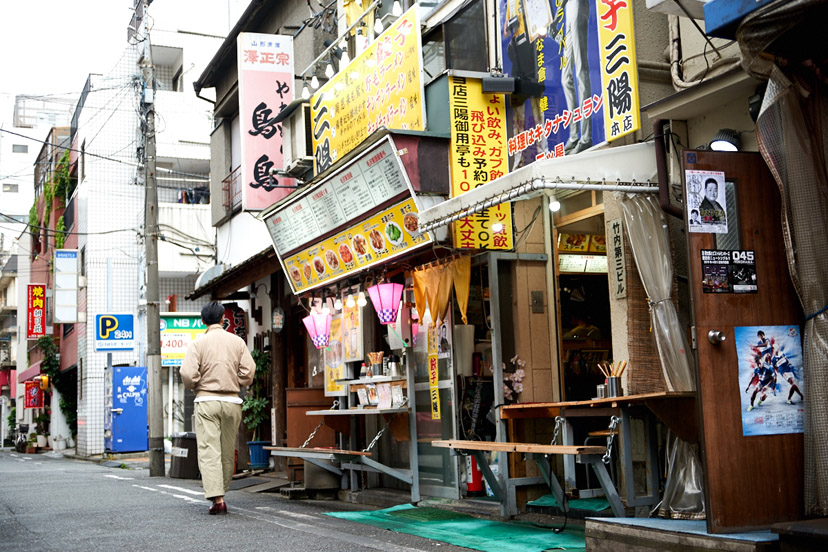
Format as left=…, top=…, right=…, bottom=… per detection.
left=94, top=313, right=135, bottom=351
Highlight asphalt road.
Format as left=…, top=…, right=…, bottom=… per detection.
left=0, top=449, right=469, bottom=552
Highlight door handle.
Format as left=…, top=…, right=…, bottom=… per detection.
left=112, top=408, right=124, bottom=414
left=708, top=330, right=727, bottom=345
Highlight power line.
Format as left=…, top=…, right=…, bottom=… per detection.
left=0, top=127, right=211, bottom=180
left=0, top=214, right=140, bottom=237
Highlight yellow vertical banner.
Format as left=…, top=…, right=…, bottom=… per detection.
left=449, top=76, right=513, bottom=250
left=427, top=325, right=441, bottom=419
left=324, top=316, right=346, bottom=396
left=597, top=0, right=640, bottom=141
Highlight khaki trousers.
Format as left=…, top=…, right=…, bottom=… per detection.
left=194, top=400, right=241, bottom=500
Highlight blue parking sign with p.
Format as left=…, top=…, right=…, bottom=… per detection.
left=95, top=313, right=135, bottom=351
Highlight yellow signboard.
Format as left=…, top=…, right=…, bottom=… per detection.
left=448, top=76, right=513, bottom=250
left=310, top=6, right=425, bottom=173
left=597, top=0, right=640, bottom=141
left=282, top=197, right=430, bottom=293
left=427, top=325, right=440, bottom=420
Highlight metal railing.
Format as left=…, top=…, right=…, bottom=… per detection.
left=222, top=166, right=242, bottom=214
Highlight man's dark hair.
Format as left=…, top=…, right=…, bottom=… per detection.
left=201, top=301, right=225, bottom=325
left=704, top=178, right=718, bottom=191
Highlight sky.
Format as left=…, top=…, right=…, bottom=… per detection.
left=0, top=1, right=249, bottom=123
left=0, top=1, right=135, bottom=117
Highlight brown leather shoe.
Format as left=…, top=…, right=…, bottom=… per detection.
left=209, top=502, right=227, bottom=515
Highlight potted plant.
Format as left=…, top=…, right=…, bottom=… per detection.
left=26, top=433, right=38, bottom=454
left=34, top=411, right=50, bottom=448
left=243, top=349, right=271, bottom=469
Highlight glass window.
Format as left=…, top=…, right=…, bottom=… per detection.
left=12, top=144, right=28, bottom=153
left=2, top=184, right=19, bottom=193
left=444, top=0, right=487, bottom=72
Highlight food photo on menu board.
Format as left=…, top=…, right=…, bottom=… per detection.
left=558, top=233, right=589, bottom=252
left=686, top=169, right=728, bottom=234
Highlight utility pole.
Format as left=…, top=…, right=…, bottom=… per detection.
left=139, top=0, right=164, bottom=477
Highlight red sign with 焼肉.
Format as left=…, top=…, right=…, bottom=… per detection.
left=27, top=284, right=46, bottom=339
left=24, top=381, right=44, bottom=409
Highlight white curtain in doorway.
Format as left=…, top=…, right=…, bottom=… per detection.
left=618, top=194, right=695, bottom=392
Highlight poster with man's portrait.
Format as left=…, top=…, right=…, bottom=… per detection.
left=686, top=169, right=728, bottom=234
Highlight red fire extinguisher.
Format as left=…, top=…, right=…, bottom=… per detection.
left=467, top=455, right=484, bottom=496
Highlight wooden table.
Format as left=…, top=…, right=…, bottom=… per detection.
left=500, top=392, right=697, bottom=515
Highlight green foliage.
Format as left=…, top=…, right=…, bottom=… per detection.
left=37, top=335, right=61, bottom=387
left=242, top=349, right=270, bottom=441
left=59, top=396, right=77, bottom=436
left=6, top=406, right=15, bottom=435
left=55, top=216, right=66, bottom=249
left=29, top=204, right=38, bottom=238
left=34, top=411, right=50, bottom=435
left=53, top=150, right=71, bottom=205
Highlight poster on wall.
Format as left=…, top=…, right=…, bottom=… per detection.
left=735, top=325, right=804, bottom=436
left=701, top=250, right=757, bottom=294
left=342, top=291, right=364, bottom=363
left=500, top=0, right=640, bottom=169
left=686, top=170, right=728, bottom=234
left=324, top=315, right=347, bottom=397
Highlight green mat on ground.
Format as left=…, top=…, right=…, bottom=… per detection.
left=326, top=504, right=585, bottom=551
left=527, top=494, right=610, bottom=512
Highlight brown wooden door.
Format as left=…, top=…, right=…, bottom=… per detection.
left=684, top=150, right=803, bottom=533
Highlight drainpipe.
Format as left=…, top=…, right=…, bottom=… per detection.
left=653, top=119, right=683, bottom=219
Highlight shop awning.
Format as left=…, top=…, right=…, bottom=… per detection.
left=17, top=361, right=42, bottom=383
left=417, top=142, right=659, bottom=233
left=186, top=247, right=279, bottom=301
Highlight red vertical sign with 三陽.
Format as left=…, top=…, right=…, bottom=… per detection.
left=237, top=33, right=294, bottom=211
left=27, top=284, right=46, bottom=339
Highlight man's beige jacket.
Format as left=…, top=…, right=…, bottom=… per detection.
left=180, top=324, right=256, bottom=398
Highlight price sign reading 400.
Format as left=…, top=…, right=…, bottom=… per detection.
left=160, top=314, right=206, bottom=367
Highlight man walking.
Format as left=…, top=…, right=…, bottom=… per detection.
left=181, top=302, right=255, bottom=515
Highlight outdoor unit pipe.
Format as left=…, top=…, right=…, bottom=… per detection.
left=654, top=118, right=684, bottom=220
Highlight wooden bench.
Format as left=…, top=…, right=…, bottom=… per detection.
left=432, top=439, right=624, bottom=517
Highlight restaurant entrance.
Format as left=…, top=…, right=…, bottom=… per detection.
left=553, top=191, right=613, bottom=401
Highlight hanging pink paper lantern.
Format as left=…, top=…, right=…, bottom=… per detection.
left=303, top=311, right=332, bottom=349
left=367, top=282, right=403, bottom=325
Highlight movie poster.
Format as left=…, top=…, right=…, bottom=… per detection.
left=735, top=325, right=804, bottom=436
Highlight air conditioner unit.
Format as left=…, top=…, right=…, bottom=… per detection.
left=281, top=101, right=314, bottom=180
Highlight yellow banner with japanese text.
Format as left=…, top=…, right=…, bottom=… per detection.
left=448, top=76, right=513, bottom=250
left=597, top=0, right=640, bottom=141
left=311, top=6, right=425, bottom=173
left=427, top=325, right=441, bottom=419
left=282, top=197, right=430, bottom=293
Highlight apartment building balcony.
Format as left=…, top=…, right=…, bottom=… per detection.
left=221, top=166, right=242, bottom=217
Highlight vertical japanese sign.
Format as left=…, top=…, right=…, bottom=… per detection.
left=606, top=218, right=626, bottom=298
left=311, top=6, right=425, bottom=173
left=24, top=381, right=44, bottom=409
left=596, top=0, right=639, bottom=141
left=449, top=77, right=513, bottom=250
left=53, top=249, right=78, bottom=323
left=27, top=284, right=46, bottom=339
left=237, top=33, right=294, bottom=210
left=427, top=325, right=441, bottom=420
left=223, top=304, right=247, bottom=342
left=500, top=0, right=639, bottom=167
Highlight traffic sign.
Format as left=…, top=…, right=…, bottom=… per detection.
left=95, top=313, right=136, bottom=351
